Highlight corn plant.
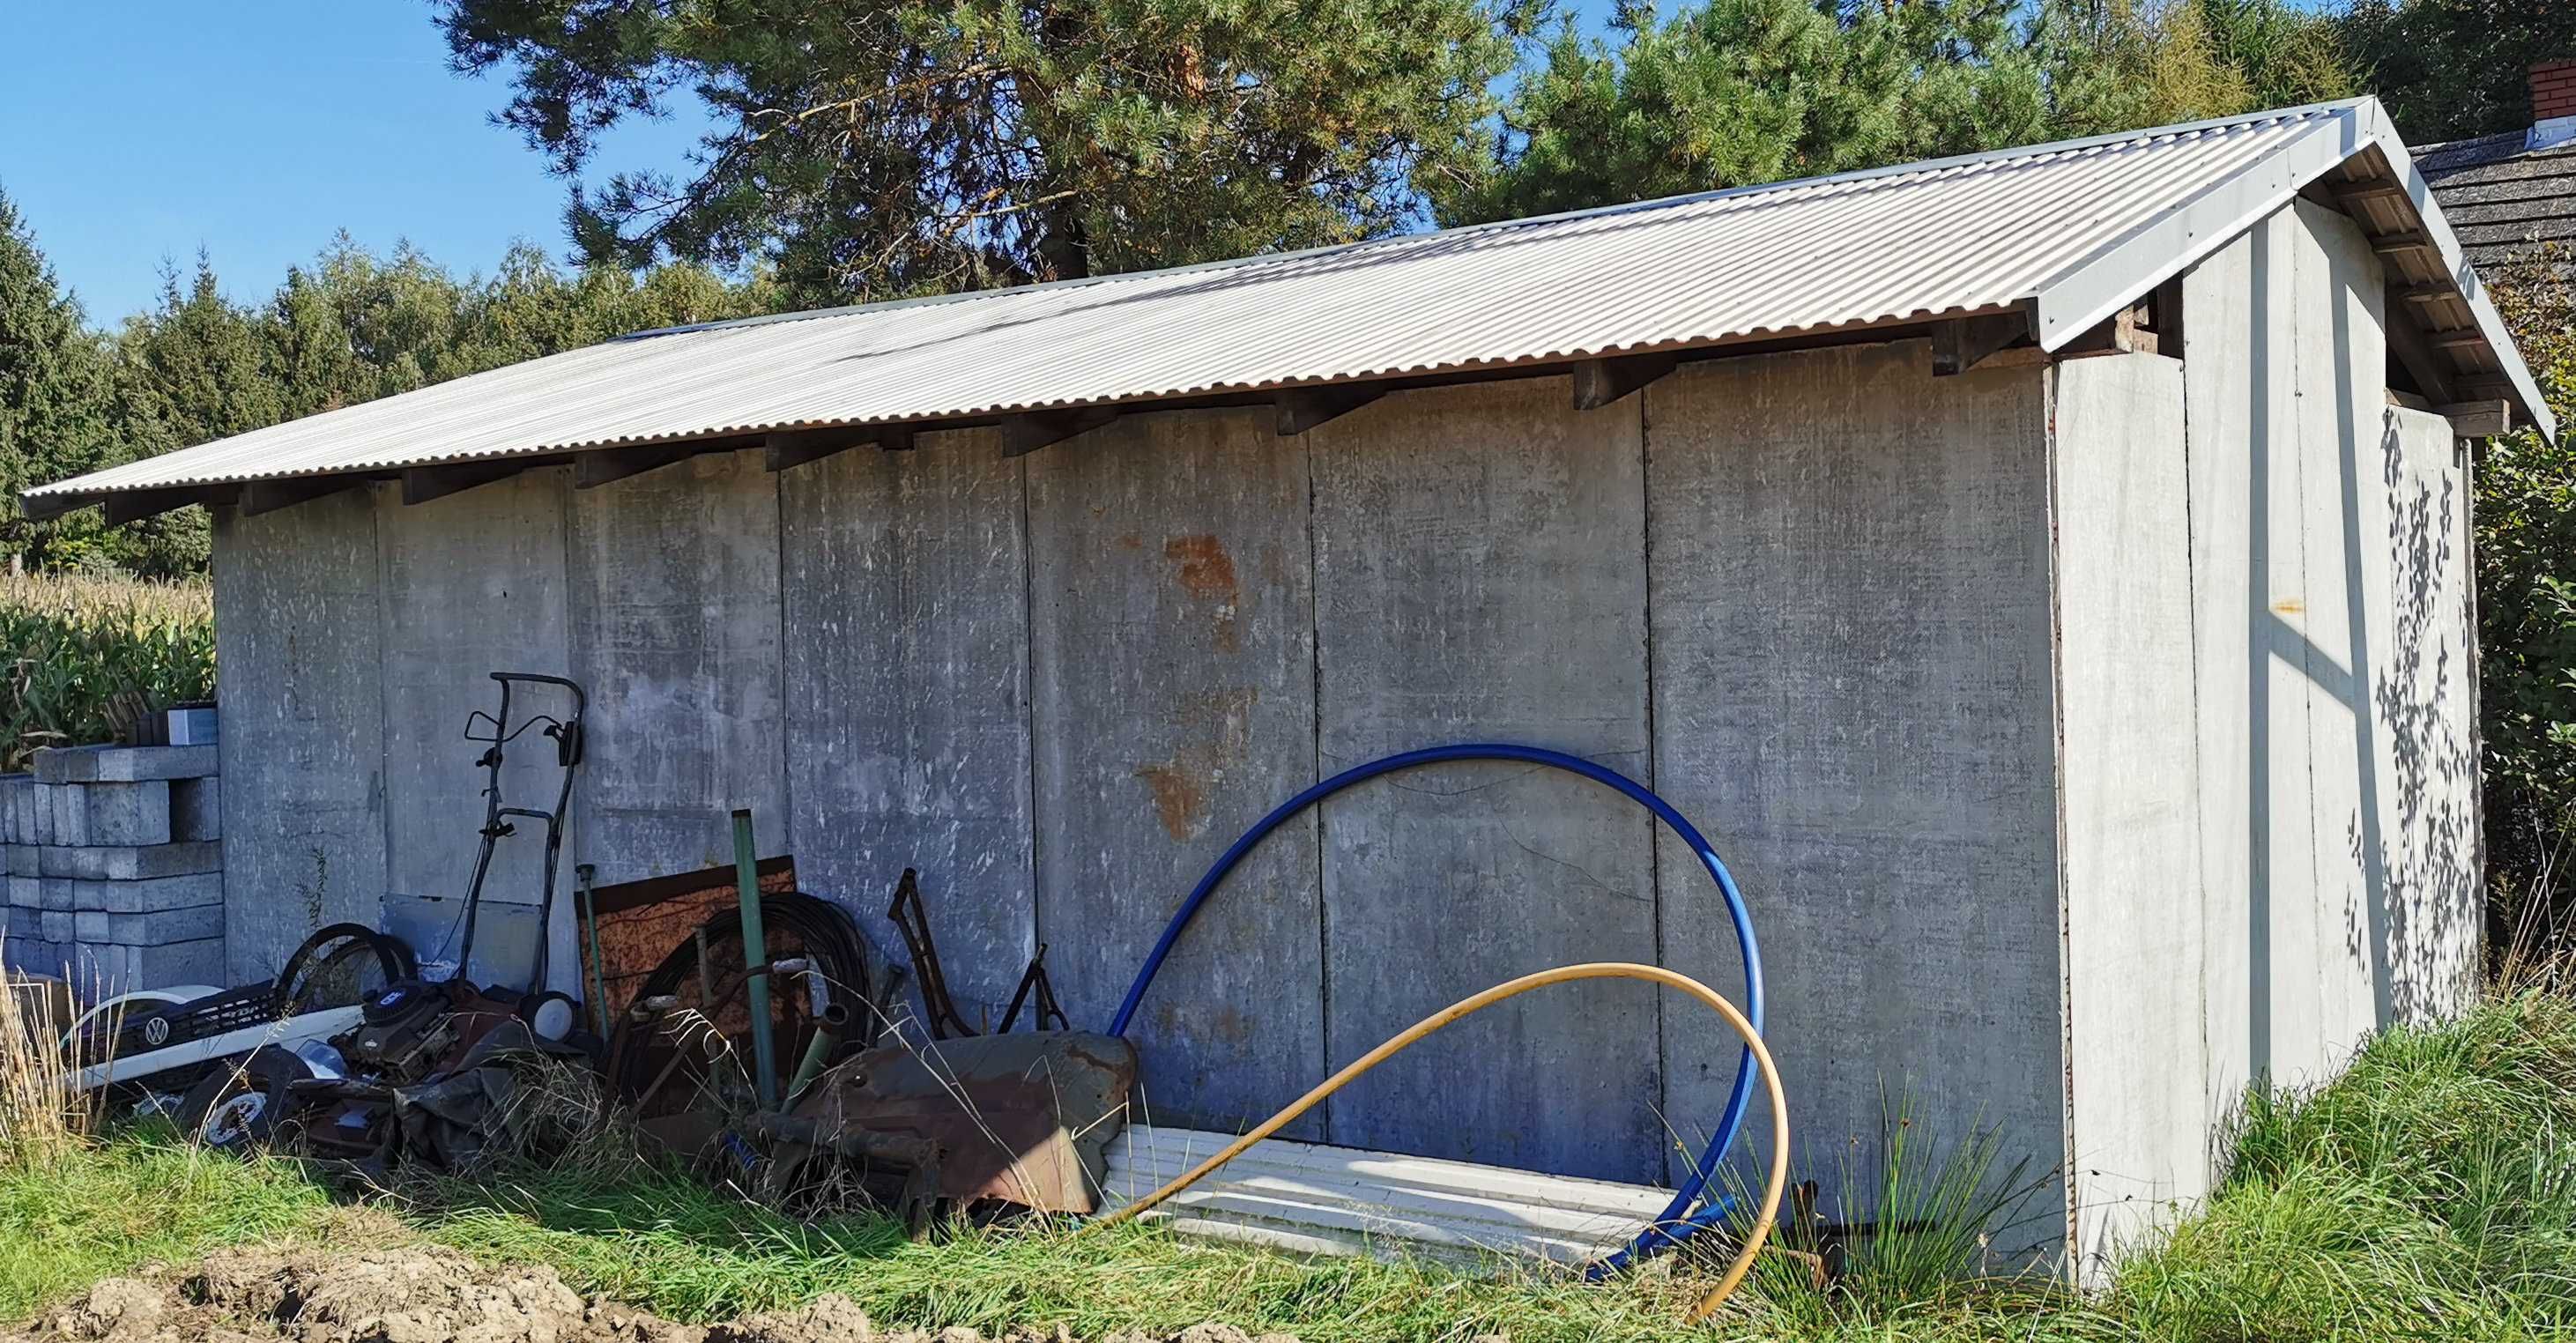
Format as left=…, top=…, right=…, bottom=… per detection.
left=0, top=574, right=214, bottom=773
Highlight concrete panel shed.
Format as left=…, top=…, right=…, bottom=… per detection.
left=24, top=98, right=2551, bottom=1273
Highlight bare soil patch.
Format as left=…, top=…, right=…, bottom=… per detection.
left=4, top=1247, right=1314, bottom=1343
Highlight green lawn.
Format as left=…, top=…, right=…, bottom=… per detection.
left=7, top=984, right=2574, bottom=1341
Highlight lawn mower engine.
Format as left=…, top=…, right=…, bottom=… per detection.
left=340, top=979, right=471, bottom=1080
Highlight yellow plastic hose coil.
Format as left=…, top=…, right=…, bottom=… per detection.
left=1094, top=961, right=1788, bottom=1322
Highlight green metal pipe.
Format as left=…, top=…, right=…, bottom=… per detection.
left=733, top=807, right=780, bottom=1109
left=787, top=1002, right=850, bottom=1101
left=575, top=863, right=610, bottom=1040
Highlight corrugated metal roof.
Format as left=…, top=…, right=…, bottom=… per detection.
left=26, top=96, right=2553, bottom=506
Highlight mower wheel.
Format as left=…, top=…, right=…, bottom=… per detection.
left=176, top=1046, right=311, bottom=1154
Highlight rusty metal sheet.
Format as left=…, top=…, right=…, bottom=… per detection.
left=776, top=1031, right=1136, bottom=1215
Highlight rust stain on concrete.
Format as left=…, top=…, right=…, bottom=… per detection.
left=1135, top=763, right=1205, bottom=843
left=1162, top=534, right=1237, bottom=599
left=1132, top=686, right=1258, bottom=842
left=1162, top=534, right=1240, bottom=652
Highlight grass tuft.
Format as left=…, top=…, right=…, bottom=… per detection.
left=3, top=983, right=2573, bottom=1340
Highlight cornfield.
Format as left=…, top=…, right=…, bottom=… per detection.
left=1, top=575, right=215, bottom=774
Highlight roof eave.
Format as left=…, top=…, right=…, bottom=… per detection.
left=2035, top=97, right=2557, bottom=442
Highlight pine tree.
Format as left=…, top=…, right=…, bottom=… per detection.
left=1438, top=0, right=2357, bottom=227
left=434, top=0, right=1545, bottom=303
left=0, top=189, right=128, bottom=573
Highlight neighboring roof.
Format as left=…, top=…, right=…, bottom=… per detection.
left=2419, top=128, right=2576, bottom=271
left=25, top=96, right=2554, bottom=513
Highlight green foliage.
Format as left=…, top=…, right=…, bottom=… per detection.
left=109, top=237, right=778, bottom=475
left=0, top=188, right=779, bottom=577
left=1435, top=0, right=2052, bottom=224
left=0, top=189, right=166, bottom=576
left=1437, top=0, right=2357, bottom=225
left=12, top=985, right=2576, bottom=1339
left=2342, top=0, right=2576, bottom=141
left=0, top=573, right=215, bottom=771
left=0, top=1129, right=350, bottom=1324
left=434, top=0, right=1544, bottom=303
left=2115, top=984, right=2576, bottom=1336
left=2473, top=247, right=2576, bottom=948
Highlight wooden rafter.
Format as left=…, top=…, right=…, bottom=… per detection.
left=1570, top=352, right=1679, bottom=409
left=1275, top=385, right=1388, bottom=435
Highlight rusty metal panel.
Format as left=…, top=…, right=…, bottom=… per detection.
left=54, top=103, right=2551, bottom=510
left=779, top=427, right=1036, bottom=1020
left=775, top=1031, right=1138, bottom=1215
left=212, top=492, right=389, bottom=983
left=1308, top=378, right=1662, bottom=1183
left=568, top=449, right=788, bottom=885
left=1024, top=408, right=1325, bottom=1137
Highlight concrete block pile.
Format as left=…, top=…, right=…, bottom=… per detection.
left=2, top=744, right=224, bottom=995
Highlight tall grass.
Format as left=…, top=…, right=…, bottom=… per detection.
left=0, top=573, right=214, bottom=772
left=0, top=967, right=83, bottom=1163
left=4, top=980, right=2574, bottom=1339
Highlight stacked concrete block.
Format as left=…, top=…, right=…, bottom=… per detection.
left=1, top=745, right=223, bottom=995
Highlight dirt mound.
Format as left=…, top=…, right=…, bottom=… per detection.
left=5, top=1248, right=1310, bottom=1343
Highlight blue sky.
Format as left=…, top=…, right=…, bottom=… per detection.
left=2, top=3, right=1637, bottom=328
left=0, top=4, right=713, bottom=328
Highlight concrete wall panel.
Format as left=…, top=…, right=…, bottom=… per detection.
left=1645, top=342, right=2065, bottom=1250
left=568, top=449, right=788, bottom=887
left=2372, top=407, right=2481, bottom=1019
left=2186, top=209, right=2317, bottom=1115
left=1310, top=377, right=1662, bottom=1183
left=2052, top=352, right=2202, bottom=1272
left=1027, top=409, right=1325, bottom=1134
left=2186, top=198, right=2476, bottom=1143
left=2290, top=199, right=2389, bottom=1065
left=780, top=430, right=1035, bottom=1016
left=376, top=469, right=573, bottom=981
left=212, top=492, right=386, bottom=983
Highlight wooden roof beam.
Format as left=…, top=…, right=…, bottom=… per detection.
left=1275, top=385, right=1388, bottom=435
left=1932, top=311, right=2032, bottom=375
left=241, top=475, right=362, bottom=516
left=575, top=441, right=705, bottom=489
left=403, top=459, right=528, bottom=506
left=105, top=486, right=235, bottom=525
left=2385, top=302, right=2460, bottom=404
left=1572, top=352, right=1679, bottom=409
left=2438, top=400, right=2512, bottom=438
left=2057, top=303, right=2158, bottom=359
left=765, top=425, right=907, bottom=472
left=1002, top=406, right=1120, bottom=457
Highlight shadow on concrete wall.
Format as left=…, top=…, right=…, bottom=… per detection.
left=2243, top=229, right=2479, bottom=1083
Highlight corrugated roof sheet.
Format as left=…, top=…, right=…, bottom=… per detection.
left=26, top=97, right=2553, bottom=504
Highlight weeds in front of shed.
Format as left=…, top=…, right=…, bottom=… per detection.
left=2112, top=970, right=2576, bottom=1339
left=0, top=1123, right=365, bottom=1322
left=0, top=954, right=84, bottom=1162
left=9, top=972, right=2576, bottom=1341
left=1716, top=1089, right=2060, bottom=1338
